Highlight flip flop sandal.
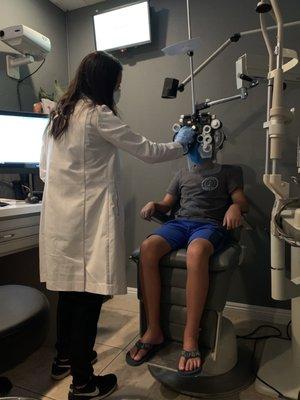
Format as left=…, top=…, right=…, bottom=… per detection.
left=177, top=349, right=203, bottom=377
left=126, top=339, right=165, bottom=366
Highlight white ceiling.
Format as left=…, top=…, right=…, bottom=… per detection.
left=49, top=0, right=106, bottom=12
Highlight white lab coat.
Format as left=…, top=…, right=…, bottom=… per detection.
left=39, top=99, right=183, bottom=295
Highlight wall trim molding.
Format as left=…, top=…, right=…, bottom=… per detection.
left=225, top=301, right=291, bottom=325
left=127, top=286, right=138, bottom=295
left=127, top=287, right=291, bottom=325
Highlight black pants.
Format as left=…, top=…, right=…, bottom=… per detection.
left=56, top=291, right=104, bottom=385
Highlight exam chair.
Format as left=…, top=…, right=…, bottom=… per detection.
left=0, top=285, right=49, bottom=396
left=130, top=210, right=254, bottom=398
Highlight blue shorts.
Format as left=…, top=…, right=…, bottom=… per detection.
left=152, top=219, right=229, bottom=253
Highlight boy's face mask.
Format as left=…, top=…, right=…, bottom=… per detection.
left=188, top=142, right=207, bottom=165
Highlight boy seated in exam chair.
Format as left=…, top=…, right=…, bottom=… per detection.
left=126, top=123, right=249, bottom=376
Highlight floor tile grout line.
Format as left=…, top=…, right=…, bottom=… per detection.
left=11, top=298, right=140, bottom=400
left=14, top=384, right=57, bottom=400
left=98, top=334, right=140, bottom=374
left=94, top=339, right=137, bottom=350
left=103, top=308, right=139, bottom=315
left=13, top=344, right=129, bottom=400
left=102, top=306, right=139, bottom=315
left=94, top=341, right=124, bottom=350
left=120, top=333, right=140, bottom=351
left=97, top=347, right=124, bottom=374
left=95, top=331, right=140, bottom=350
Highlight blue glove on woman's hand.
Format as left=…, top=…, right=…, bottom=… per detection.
left=174, top=126, right=195, bottom=153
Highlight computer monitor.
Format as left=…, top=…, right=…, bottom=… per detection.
left=0, top=110, right=49, bottom=172
left=93, top=1, right=151, bottom=52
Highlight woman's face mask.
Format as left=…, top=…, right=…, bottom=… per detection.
left=114, top=88, right=121, bottom=104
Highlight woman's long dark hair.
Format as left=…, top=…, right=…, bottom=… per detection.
left=48, top=51, right=123, bottom=139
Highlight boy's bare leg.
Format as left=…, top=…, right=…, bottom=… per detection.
left=178, top=238, right=213, bottom=372
left=129, top=235, right=171, bottom=362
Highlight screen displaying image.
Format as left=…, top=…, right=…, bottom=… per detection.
left=0, top=113, right=49, bottom=166
left=94, top=1, right=151, bottom=52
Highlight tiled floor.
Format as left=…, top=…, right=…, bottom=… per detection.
left=4, top=294, right=279, bottom=400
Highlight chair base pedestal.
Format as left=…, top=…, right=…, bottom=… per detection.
left=148, top=344, right=254, bottom=398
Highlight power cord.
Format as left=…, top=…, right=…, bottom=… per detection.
left=17, top=59, right=46, bottom=111
left=286, top=320, right=291, bottom=340
left=237, top=324, right=282, bottom=340
left=237, top=321, right=292, bottom=400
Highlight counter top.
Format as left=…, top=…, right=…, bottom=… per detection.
left=0, top=202, right=41, bottom=218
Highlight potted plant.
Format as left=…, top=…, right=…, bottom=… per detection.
left=33, top=80, right=65, bottom=114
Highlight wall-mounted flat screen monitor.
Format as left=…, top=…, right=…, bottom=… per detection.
left=93, top=1, right=151, bottom=52
left=0, top=110, right=49, bottom=171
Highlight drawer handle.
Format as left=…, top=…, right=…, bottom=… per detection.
left=0, top=234, right=15, bottom=239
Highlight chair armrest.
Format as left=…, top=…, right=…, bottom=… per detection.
left=241, top=215, right=253, bottom=230
left=129, top=248, right=140, bottom=264
left=150, top=211, right=172, bottom=224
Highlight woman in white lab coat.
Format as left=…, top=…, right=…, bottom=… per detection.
left=39, top=51, right=194, bottom=400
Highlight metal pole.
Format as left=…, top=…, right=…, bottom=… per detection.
left=181, top=39, right=232, bottom=87
left=186, top=0, right=196, bottom=114
left=270, top=234, right=286, bottom=300
left=240, top=20, right=300, bottom=37
left=260, top=13, right=275, bottom=175
left=180, top=20, right=300, bottom=90
left=267, top=0, right=285, bottom=166
left=28, top=173, right=34, bottom=194
left=198, top=93, right=245, bottom=109
left=291, top=246, right=300, bottom=367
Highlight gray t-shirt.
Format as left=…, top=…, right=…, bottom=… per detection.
left=166, top=164, right=243, bottom=224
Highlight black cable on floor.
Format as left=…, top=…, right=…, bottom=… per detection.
left=237, top=321, right=292, bottom=400
left=286, top=320, right=291, bottom=340
left=17, top=59, right=46, bottom=111
left=237, top=324, right=282, bottom=340
left=255, top=371, right=287, bottom=398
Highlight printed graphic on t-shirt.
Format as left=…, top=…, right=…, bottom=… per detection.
left=201, top=176, right=219, bottom=191
left=166, top=165, right=243, bottom=222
